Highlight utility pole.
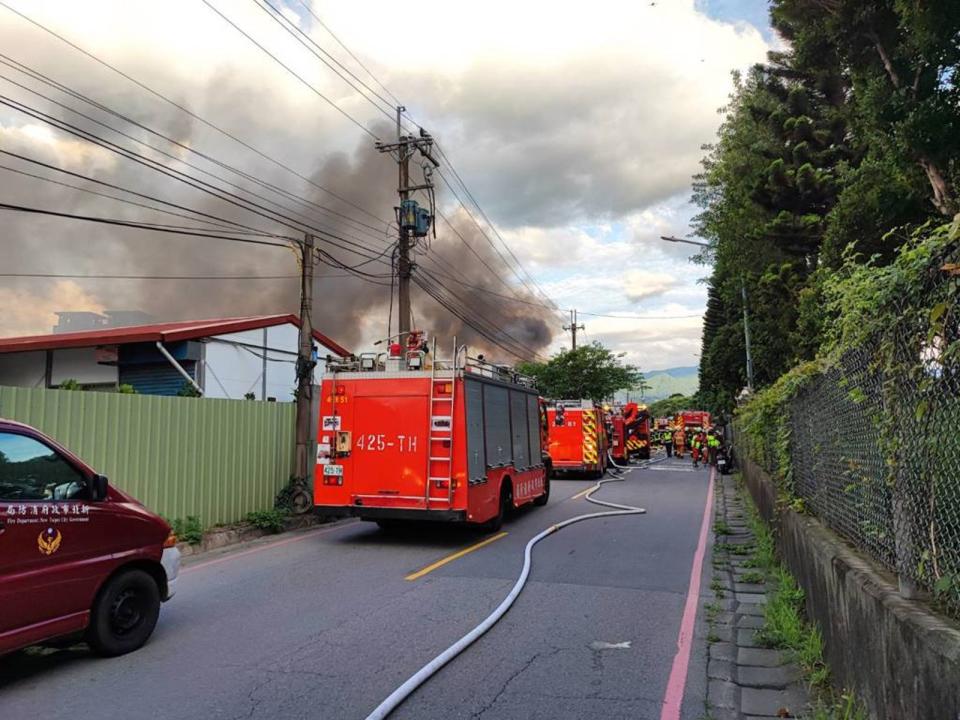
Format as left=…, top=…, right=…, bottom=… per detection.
left=294, top=232, right=316, bottom=484
left=660, top=235, right=755, bottom=391
left=376, top=107, right=439, bottom=337
left=740, top=278, right=755, bottom=392
left=563, top=308, right=585, bottom=349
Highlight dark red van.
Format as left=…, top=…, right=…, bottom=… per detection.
left=0, top=419, right=179, bottom=657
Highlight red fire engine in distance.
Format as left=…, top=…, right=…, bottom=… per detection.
left=545, top=400, right=608, bottom=478
left=314, top=334, right=550, bottom=531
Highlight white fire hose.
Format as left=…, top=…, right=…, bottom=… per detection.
left=364, top=467, right=649, bottom=720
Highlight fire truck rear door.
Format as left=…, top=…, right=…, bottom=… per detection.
left=351, top=395, right=428, bottom=498
left=464, top=379, right=486, bottom=484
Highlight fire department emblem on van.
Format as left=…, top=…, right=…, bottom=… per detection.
left=38, top=527, right=62, bottom=556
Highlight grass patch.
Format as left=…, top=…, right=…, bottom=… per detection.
left=732, top=473, right=866, bottom=713
left=810, top=693, right=869, bottom=720
left=713, top=520, right=732, bottom=535
left=710, top=576, right=726, bottom=596
left=716, top=542, right=753, bottom=556
left=166, top=515, right=203, bottom=545
left=739, top=570, right=766, bottom=584
left=245, top=508, right=288, bottom=534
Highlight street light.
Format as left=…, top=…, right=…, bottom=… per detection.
left=658, top=236, right=754, bottom=393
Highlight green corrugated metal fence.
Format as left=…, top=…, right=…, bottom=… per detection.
left=0, top=386, right=295, bottom=526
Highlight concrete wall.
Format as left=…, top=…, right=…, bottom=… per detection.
left=740, top=457, right=960, bottom=720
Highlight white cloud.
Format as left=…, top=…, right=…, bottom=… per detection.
left=0, top=0, right=770, bottom=369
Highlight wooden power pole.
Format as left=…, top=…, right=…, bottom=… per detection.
left=564, top=308, right=585, bottom=350
left=294, top=232, right=316, bottom=483
left=376, top=106, right=439, bottom=338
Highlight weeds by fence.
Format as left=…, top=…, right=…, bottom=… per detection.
left=735, top=220, right=960, bottom=617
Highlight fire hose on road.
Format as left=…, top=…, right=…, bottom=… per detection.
left=364, top=466, right=650, bottom=720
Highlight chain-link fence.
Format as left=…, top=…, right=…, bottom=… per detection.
left=737, top=230, right=960, bottom=618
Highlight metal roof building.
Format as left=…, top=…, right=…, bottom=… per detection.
left=0, top=315, right=349, bottom=400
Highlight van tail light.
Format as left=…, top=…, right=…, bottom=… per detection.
left=164, top=531, right=178, bottom=548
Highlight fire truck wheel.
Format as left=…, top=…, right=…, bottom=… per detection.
left=485, top=480, right=512, bottom=533
left=533, top=475, right=550, bottom=506
left=88, top=569, right=161, bottom=657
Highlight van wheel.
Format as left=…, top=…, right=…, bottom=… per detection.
left=485, top=481, right=512, bottom=533
left=533, top=475, right=550, bottom=506
left=88, top=569, right=161, bottom=657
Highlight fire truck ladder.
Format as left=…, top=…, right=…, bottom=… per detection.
left=426, top=336, right=458, bottom=508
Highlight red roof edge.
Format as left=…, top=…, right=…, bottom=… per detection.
left=0, top=314, right=351, bottom=356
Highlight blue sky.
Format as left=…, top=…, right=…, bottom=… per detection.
left=697, top=0, right=774, bottom=41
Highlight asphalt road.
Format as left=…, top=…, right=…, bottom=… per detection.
left=0, top=457, right=715, bottom=720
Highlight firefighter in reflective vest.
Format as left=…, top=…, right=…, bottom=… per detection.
left=690, top=433, right=702, bottom=468
left=662, top=428, right=673, bottom=457
left=707, top=432, right=721, bottom=466
left=673, top=425, right=686, bottom=458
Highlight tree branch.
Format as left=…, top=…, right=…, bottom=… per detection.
left=868, top=29, right=902, bottom=89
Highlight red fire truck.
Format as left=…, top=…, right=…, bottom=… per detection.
left=622, top=403, right=652, bottom=460
left=678, top=410, right=712, bottom=432
left=314, top=337, right=550, bottom=531
left=609, top=413, right=628, bottom=464
left=545, top=400, right=608, bottom=478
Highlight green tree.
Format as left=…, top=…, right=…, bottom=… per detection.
left=517, top=343, right=642, bottom=401
left=773, top=0, right=960, bottom=217
left=648, top=394, right=697, bottom=418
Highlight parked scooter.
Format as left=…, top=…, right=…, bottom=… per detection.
left=716, top=445, right=733, bottom=475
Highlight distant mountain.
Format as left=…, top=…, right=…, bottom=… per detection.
left=613, top=366, right=699, bottom=403
left=644, top=366, right=698, bottom=379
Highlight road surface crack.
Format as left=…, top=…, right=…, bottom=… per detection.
left=471, top=646, right=561, bottom=719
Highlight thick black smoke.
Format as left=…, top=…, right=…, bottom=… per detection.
left=0, top=44, right=556, bottom=360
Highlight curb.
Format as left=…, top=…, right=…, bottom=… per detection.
left=176, top=513, right=333, bottom=558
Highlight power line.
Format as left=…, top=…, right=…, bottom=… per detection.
left=0, top=272, right=362, bottom=280
left=0, top=91, right=403, bottom=261
left=0, top=1, right=389, bottom=226
left=435, top=170, right=561, bottom=316
left=415, top=266, right=548, bottom=362
left=412, top=274, right=543, bottom=362
left=0, top=202, right=294, bottom=248
left=0, top=151, right=280, bottom=237
left=198, top=0, right=379, bottom=140
left=291, top=0, right=404, bottom=109
left=252, top=0, right=397, bottom=118
left=0, top=53, right=391, bottom=239
left=246, top=4, right=556, bottom=325
left=576, top=310, right=704, bottom=320
left=434, top=146, right=559, bottom=310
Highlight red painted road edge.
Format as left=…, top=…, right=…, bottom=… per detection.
left=660, top=467, right=716, bottom=720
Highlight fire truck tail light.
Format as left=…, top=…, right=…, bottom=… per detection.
left=434, top=479, right=449, bottom=489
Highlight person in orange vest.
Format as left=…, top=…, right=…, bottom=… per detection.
left=673, top=425, right=686, bottom=458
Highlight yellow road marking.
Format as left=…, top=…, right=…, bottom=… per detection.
left=405, top=531, right=509, bottom=581
left=570, top=487, right=593, bottom=500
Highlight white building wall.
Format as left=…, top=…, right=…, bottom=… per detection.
left=202, top=323, right=331, bottom=401
left=0, top=351, right=46, bottom=387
